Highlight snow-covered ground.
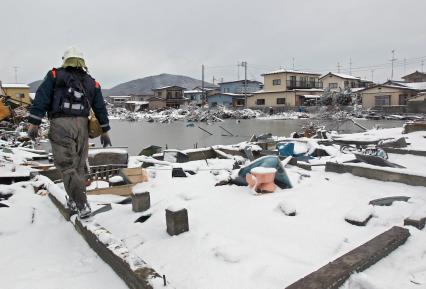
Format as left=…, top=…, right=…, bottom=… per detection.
left=1, top=126, right=426, bottom=289
left=0, top=182, right=128, bottom=289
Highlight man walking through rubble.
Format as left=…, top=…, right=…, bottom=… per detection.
left=27, top=47, right=111, bottom=218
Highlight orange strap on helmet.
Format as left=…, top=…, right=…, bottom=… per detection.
left=51, top=68, right=57, bottom=78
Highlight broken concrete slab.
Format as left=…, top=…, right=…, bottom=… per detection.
left=325, top=162, right=426, bottom=187
left=383, top=147, right=426, bottom=157
left=380, top=137, right=407, bottom=148
left=166, top=207, right=189, bottom=236
left=285, top=226, right=410, bottom=289
left=369, top=196, right=410, bottom=206
left=354, top=153, right=405, bottom=168
left=88, top=147, right=129, bottom=167
left=0, top=174, right=32, bottom=185
left=403, top=121, right=426, bottom=134
left=91, top=204, right=112, bottom=217
left=171, top=167, right=187, bottom=178
left=48, top=192, right=164, bottom=289
left=404, top=217, right=426, bottom=230
left=344, top=206, right=374, bottom=226
left=132, top=192, right=150, bottom=213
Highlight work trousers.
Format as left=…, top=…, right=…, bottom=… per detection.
left=48, top=117, right=89, bottom=209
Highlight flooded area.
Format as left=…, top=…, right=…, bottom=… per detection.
left=98, top=119, right=405, bottom=155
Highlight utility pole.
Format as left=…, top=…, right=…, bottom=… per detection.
left=212, top=76, right=216, bottom=85
left=403, top=58, right=407, bottom=75
left=337, top=62, right=341, bottom=73
left=371, top=69, right=375, bottom=82
left=201, top=64, right=205, bottom=105
left=422, top=60, right=424, bottom=73
left=390, top=49, right=397, bottom=80
left=13, top=66, right=19, bottom=83
left=237, top=62, right=240, bottom=80
left=349, top=58, right=352, bottom=75
left=241, top=61, right=248, bottom=108
left=292, top=57, right=295, bottom=70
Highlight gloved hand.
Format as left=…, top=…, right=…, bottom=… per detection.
left=28, top=124, right=39, bottom=140
left=100, top=132, right=112, bottom=147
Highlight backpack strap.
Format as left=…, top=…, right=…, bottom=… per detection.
left=51, top=68, right=57, bottom=78
left=95, top=80, right=100, bottom=89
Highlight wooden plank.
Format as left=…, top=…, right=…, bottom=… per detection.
left=120, top=168, right=149, bottom=184
left=87, top=184, right=134, bottom=196
left=285, top=226, right=410, bottom=289
left=383, top=147, right=426, bottom=157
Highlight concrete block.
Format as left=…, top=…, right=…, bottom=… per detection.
left=166, top=207, right=189, bottom=236
left=285, top=226, right=410, bottom=289
left=369, top=196, right=410, bottom=206
left=132, top=192, right=151, bottom=213
left=404, top=216, right=426, bottom=230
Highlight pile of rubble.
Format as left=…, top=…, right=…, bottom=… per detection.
left=108, top=106, right=263, bottom=123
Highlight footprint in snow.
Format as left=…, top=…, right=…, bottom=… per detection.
left=213, top=245, right=246, bottom=264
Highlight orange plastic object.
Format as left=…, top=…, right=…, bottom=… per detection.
left=246, top=167, right=277, bottom=193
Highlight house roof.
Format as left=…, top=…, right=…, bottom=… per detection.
left=1, top=83, right=29, bottom=88
left=384, top=80, right=426, bottom=91
left=356, top=84, right=417, bottom=93
left=319, top=72, right=360, bottom=80
left=402, top=71, right=426, bottom=80
left=109, top=95, right=131, bottom=98
left=261, top=69, right=321, bottom=76
left=184, top=90, right=202, bottom=94
left=125, top=101, right=149, bottom=105
left=218, top=80, right=263, bottom=85
left=152, top=85, right=186, bottom=91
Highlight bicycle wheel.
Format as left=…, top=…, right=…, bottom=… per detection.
left=340, top=145, right=357, bottom=154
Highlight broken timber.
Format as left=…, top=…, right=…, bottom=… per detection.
left=285, top=226, right=410, bottom=289
left=48, top=192, right=164, bottom=289
left=325, top=162, right=426, bottom=187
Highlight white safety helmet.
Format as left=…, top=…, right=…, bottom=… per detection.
left=62, top=46, right=84, bottom=61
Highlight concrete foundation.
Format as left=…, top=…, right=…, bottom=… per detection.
left=166, top=208, right=189, bottom=236
left=285, top=226, right=410, bottom=289
left=325, top=162, right=426, bottom=187
left=132, top=192, right=151, bottom=213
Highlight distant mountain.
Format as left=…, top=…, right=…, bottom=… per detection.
left=103, top=73, right=216, bottom=96
left=29, top=80, right=43, bottom=93
left=28, top=73, right=216, bottom=96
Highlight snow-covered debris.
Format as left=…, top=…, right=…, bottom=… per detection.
left=278, top=200, right=297, bottom=216
left=345, top=205, right=374, bottom=226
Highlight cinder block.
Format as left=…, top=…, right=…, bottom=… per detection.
left=166, top=208, right=189, bottom=236
left=132, top=192, right=150, bottom=212
left=404, top=217, right=426, bottom=230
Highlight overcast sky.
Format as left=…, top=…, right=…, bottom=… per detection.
left=1, top=0, right=425, bottom=88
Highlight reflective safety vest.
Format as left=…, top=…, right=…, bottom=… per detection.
left=49, top=67, right=98, bottom=118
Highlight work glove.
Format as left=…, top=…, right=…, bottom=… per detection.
left=27, top=124, right=39, bottom=140
left=100, top=132, right=112, bottom=148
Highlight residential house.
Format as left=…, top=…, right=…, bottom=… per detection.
left=107, top=95, right=132, bottom=107
left=208, top=80, right=262, bottom=108
left=147, top=96, right=167, bottom=110
left=320, top=72, right=363, bottom=90
left=129, top=94, right=154, bottom=102
left=0, top=82, right=31, bottom=107
left=247, top=69, right=323, bottom=109
left=407, top=92, right=426, bottom=113
left=186, top=86, right=220, bottom=106
left=357, top=84, right=420, bottom=109
left=151, top=86, right=187, bottom=108
left=402, top=71, right=426, bottom=83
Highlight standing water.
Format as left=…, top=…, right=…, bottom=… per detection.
left=95, top=119, right=405, bottom=155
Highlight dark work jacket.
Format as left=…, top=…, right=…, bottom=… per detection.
left=28, top=67, right=110, bottom=132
